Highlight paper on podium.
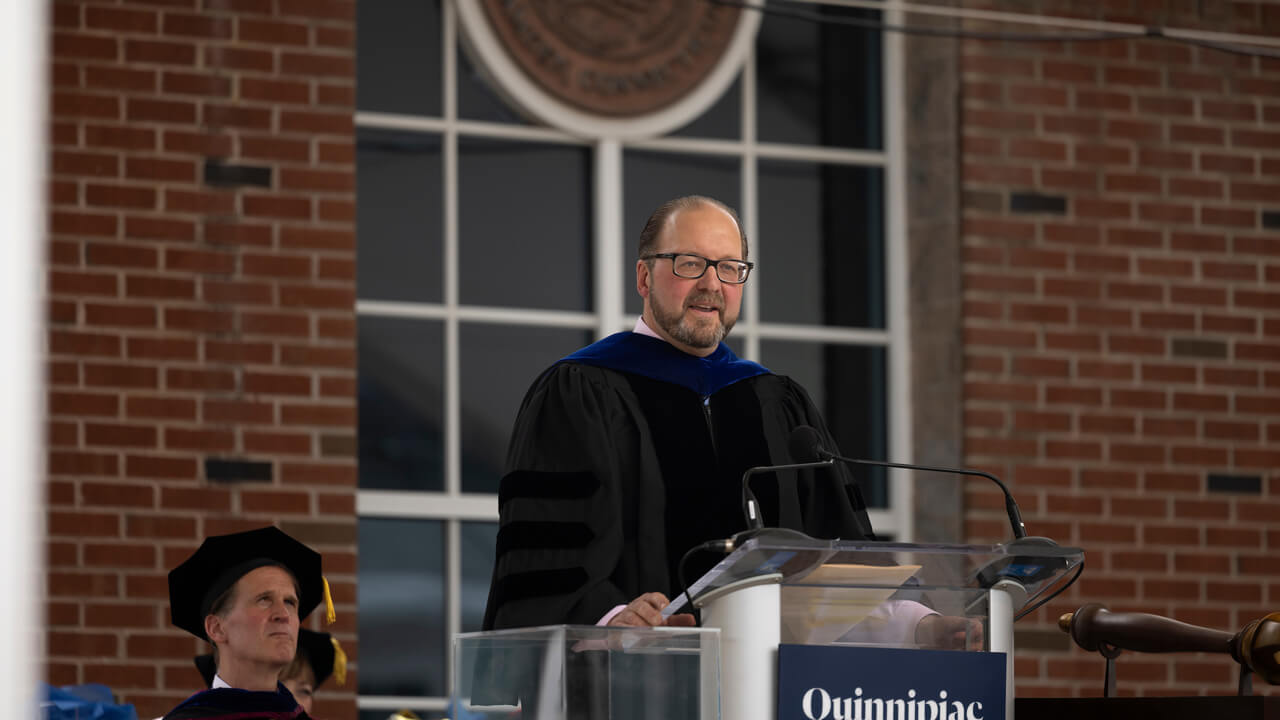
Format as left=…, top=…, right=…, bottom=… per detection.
left=780, top=563, right=923, bottom=645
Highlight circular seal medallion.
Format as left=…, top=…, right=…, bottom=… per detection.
left=458, top=0, right=760, bottom=139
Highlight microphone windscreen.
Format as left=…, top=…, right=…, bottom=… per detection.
left=788, top=425, right=826, bottom=462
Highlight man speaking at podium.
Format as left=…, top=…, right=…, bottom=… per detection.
left=483, top=195, right=945, bottom=645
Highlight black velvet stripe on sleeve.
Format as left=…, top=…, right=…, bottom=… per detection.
left=495, top=521, right=595, bottom=557
left=499, top=470, right=599, bottom=507
left=490, top=567, right=590, bottom=605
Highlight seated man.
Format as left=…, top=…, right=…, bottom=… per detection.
left=162, top=526, right=332, bottom=720
left=195, top=629, right=347, bottom=716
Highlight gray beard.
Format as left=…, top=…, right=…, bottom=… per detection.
left=650, top=291, right=735, bottom=349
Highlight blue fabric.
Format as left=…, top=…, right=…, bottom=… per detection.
left=559, top=332, right=768, bottom=396
left=41, top=683, right=138, bottom=720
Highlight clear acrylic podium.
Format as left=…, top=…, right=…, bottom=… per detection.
left=664, top=532, right=1084, bottom=720
left=454, top=536, right=1082, bottom=720
left=454, top=624, right=721, bottom=720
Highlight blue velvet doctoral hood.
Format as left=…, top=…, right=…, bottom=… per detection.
left=559, top=331, right=768, bottom=396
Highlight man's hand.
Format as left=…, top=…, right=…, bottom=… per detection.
left=915, top=614, right=984, bottom=650
left=607, top=592, right=697, bottom=627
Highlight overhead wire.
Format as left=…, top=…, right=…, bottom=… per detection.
left=709, top=0, right=1280, bottom=59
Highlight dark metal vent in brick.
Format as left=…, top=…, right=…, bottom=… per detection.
left=1171, top=338, right=1227, bottom=359
left=204, top=160, right=272, bottom=189
left=1206, top=474, right=1261, bottom=494
left=205, top=458, right=273, bottom=483
left=1263, top=210, right=1280, bottom=229
left=1010, top=192, right=1067, bottom=215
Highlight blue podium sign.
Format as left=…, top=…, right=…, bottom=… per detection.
left=778, top=644, right=1006, bottom=720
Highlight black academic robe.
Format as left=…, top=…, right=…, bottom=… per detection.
left=482, top=331, right=875, bottom=630
left=161, top=685, right=309, bottom=720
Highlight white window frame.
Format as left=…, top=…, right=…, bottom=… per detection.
left=355, top=0, right=910, bottom=713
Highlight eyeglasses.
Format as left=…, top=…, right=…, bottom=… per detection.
left=642, top=253, right=754, bottom=284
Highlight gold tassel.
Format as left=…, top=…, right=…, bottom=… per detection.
left=322, top=576, right=336, bottom=625
left=330, top=636, right=347, bottom=687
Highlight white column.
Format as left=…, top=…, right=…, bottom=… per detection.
left=988, top=581, right=1022, bottom=720
left=0, top=0, right=45, bottom=716
left=699, top=578, right=782, bottom=720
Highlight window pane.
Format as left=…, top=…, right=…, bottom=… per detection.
left=357, top=0, right=441, bottom=116
left=458, top=46, right=530, bottom=125
left=358, top=517, right=445, bottom=697
left=756, top=7, right=882, bottom=149
left=357, top=129, right=443, bottom=303
left=359, top=316, right=444, bottom=491
left=458, top=139, right=592, bottom=311
left=461, top=521, right=498, bottom=632
left=459, top=324, right=594, bottom=494
left=758, top=159, right=884, bottom=329
left=759, top=340, right=888, bottom=508
left=670, top=74, right=741, bottom=140
left=621, top=151, right=741, bottom=316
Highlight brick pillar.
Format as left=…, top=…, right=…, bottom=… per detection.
left=47, top=2, right=358, bottom=717
left=960, top=1, right=1279, bottom=697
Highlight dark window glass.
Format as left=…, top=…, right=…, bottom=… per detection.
left=725, top=335, right=745, bottom=357
left=458, top=139, right=592, bottom=311
left=760, top=340, right=888, bottom=508
left=458, top=45, right=530, bottom=125
left=758, top=159, right=884, bottom=329
left=358, top=518, right=445, bottom=697
left=357, top=129, right=443, bottom=303
left=357, top=0, right=441, bottom=116
left=621, top=151, right=741, bottom=315
left=670, top=75, right=742, bottom=140
left=459, top=324, right=594, bottom=494
left=756, top=6, right=882, bottom=149
left=359, top=317, right=444, bottom=491
left=461, top=521, right=498, bottom=632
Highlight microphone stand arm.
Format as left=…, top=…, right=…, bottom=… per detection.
left=741, top=459, right=837, bottom=530
left=824, top=452, right=1028, bottom=539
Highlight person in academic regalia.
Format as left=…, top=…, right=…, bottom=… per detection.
left=163, top=526, right=333, bottom=720
left=195, top=629, right=347, bottom=717
left=483, top=195, right=899, bottom=632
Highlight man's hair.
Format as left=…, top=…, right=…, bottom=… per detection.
left=637, top=195, right=748, bottom=261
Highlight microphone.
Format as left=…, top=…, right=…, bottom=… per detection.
left=788, top=425, right=1028, bottom=540
left=740, top=455, right=835, bottom=531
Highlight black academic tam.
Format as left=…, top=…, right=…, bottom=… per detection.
left=169, top=526, right=324, bottom=642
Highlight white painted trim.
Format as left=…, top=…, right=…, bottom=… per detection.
left=445, top=518, right=462, bottom=698
left=754, top=323, right=891, bottom=345
left=443, top=0, right=461, bottom=498
left=442, top=6, right=463, bottom=697
left=454, top=0, right=765, bottom=140
left=633, top=136, right=886, bottom=167
left=357, top=299, right=596, bottom=327
left=883, top=0, right=915, bottom=542
left=595, top=139, right=624, bottom=339
left=357, top=110, right=588, bottom=145
left=358, top=491, right=500, bottom=521
left=357, top=696, right=450, bottom=712
left=741, top=48, right=761, bottom=362
left=0, top=1, right=44, bottom=716
left=357, top=111, right=888, bottom=168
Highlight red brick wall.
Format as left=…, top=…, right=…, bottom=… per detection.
left=961, top=1, right=1279, bottom=697
left=46, top=1, right=358, bottom=717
